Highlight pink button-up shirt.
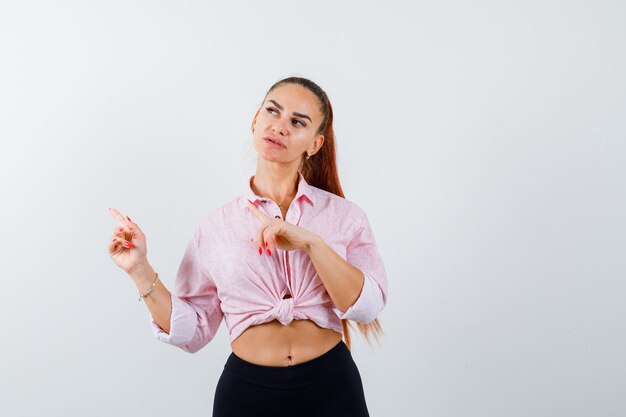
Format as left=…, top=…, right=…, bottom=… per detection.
left=150, top=171, right=388, bottom=353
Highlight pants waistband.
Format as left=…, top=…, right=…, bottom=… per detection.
left=224, top=340, right=351, bottom=390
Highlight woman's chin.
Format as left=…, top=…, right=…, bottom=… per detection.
left=258, top=151, right=289, bottom=162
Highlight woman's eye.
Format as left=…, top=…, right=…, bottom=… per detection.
left=265, top=107, right=305, bottom=127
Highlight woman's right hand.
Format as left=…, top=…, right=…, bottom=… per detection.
left=107, top=207, right=149, bottom=275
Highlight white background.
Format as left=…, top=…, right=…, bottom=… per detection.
left=1, top=1, right=625, bottom=416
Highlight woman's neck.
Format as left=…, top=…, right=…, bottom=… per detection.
left=250, top=170, right=299, bottom=208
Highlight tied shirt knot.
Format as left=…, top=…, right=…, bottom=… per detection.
left=274, top=293, right=295, bottom=325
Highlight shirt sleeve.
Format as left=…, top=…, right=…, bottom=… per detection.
left=332, top=206, right=388, bottom=324
left=149, top=224, right=223, bottom=353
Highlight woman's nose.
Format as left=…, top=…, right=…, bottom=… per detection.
left=272, top=119, right=288, bottom=136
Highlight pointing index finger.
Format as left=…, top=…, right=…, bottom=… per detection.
left=246, top=199, right=270, bottom=224
left=109, top=207, right=132, bottom=227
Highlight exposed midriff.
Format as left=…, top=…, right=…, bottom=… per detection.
left=230, top=317, right=343, bottom=367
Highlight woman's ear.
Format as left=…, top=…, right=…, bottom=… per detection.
left=314, top=134, right=325, bottom=152
left=251, top=108, right=261, bottom=132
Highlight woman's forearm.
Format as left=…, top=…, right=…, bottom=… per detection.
left=129, top=262, right=173, bottom=334
left=304, top=235, right=364, bottom=312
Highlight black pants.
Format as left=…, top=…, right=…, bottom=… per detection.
left=212, top=340, right=370, bottom=417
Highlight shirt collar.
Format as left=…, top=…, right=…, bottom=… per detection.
left=240, top=171, right=316, bottom=208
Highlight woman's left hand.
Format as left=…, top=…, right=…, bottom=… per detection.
left=246, top=199, right=318, bottom=255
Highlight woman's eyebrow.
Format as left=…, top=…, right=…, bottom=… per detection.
left=267, top=99, right=312, bottom=123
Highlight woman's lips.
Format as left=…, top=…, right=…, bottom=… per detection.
left=264, top=137, right=286, bottom=148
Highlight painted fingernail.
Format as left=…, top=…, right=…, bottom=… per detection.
left=258, top=246, right=263, bottom=255
left=126, top=215, right=132, bottom=222
left=119, top=227, right=123, bottom=232
left=265, top=241, right=268, bottom=247
left=267, top=248, right=272, bottom=256
left=112, top=238, right=116, bottom=242
left=123, top=242, right=130, bottom=247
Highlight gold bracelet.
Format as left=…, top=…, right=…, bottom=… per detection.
left=138, top=272, right=159, bottom=301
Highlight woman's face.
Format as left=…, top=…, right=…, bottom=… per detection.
left=251, top=83, right=324, bottom=164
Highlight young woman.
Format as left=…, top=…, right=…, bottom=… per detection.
left=108, top=76, right=388, bottom=417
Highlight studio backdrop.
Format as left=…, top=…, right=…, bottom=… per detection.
left=1, top=1, right=624, bottom=416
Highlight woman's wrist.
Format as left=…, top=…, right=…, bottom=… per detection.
left=129, top=261, right=155, bottom=287
left=304, top=234, right=324, bottom=254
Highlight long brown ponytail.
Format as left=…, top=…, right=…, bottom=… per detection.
left=259, top=76, right=384, bottom=351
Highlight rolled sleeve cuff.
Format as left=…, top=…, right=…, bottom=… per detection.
left=149, top=293, right=198, bottom=346
left=332, top=272, right=385, bottom=324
